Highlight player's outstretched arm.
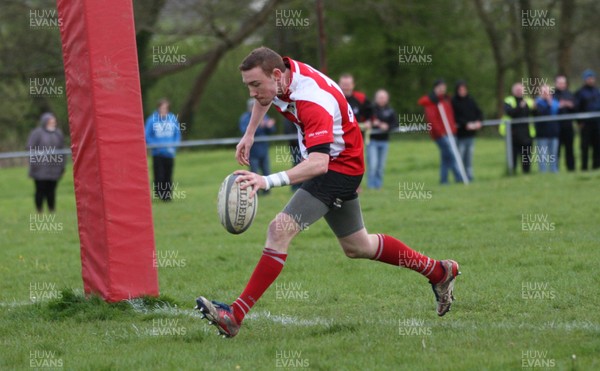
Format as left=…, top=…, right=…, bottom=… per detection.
left=285, top=152, right=329, bottom=184
left=235, top=152, right=329, bottom=197
left=236, top=100, right=272, bottom=166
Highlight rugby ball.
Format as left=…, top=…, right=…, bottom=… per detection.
left=217, top=173, right=258, bottom=234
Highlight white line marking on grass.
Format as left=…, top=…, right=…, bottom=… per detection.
left=126, top=298, right=203, bottom=318
left=126, top=301, right=333, bottom=328
left=0, top=300, right=32, bottom=307
left=3, top=299, right=599, bottom=334
left=245, top=311, right=334, bottom=327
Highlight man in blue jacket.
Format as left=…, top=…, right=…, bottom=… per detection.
left=239, top=98, right=276, bottom=195
left=145, top=98, right=181, bottom=201
left=535, top=85, right=560, bottom=173
left=554, top=75, right=576, bottom=171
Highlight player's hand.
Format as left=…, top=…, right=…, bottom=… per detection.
left=236, top=135, right=254, bottom=166
left=380, top=122, right=389, bottom=131
left=234, top=170, right=265, bottom=198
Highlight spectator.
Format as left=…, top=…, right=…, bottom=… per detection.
left=339, top=73, right=372, bottom=123
left=451, top=80, right=483, bottom=181
left=239, top=98, right=276, bottom=194
left=501, top=83, right=536, bottom=174
left=365, top=89, right=398, bottom=189
left=575, top=69, right=600, bottom=170
left=418, top=79, right=464, bottom=184
left=27, top=112, right=66, bottom=213
left=554, top=75, right=576, bottom=171
left=535, top=85, right=560, bottom=173
left=145, top=98, right=181, bottom=201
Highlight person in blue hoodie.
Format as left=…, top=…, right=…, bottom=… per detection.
left=239, top=99, right=276, bottom=195
left=535, top=85, right=560, bottom=173
left=145, top=98, right=181, bottom=201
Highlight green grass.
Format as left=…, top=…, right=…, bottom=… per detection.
left=1, top=138, right=599, bottom=370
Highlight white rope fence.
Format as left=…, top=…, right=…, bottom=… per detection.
left=2, top=111, right=599, bottom=163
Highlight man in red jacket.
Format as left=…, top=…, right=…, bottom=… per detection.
left=418, top=79, right=464, bottom=184
left=195, top=47, right=461, bottom=338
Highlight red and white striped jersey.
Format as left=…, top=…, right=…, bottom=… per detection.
left=271, top=57, right=365, bottom=176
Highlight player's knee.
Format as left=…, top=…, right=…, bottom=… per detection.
left=340, top=241, right=363, bottom=259
left=343, top=249, right=362, bottom=259
left=267, top=214, right=299, bottom=241
left=338, top=231, right=373, bottom=259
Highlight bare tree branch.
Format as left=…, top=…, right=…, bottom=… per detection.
left=519, top=0, right=540, bottom=78
left=145, top=0, right=281, bottom=80
left=176, top=0, right=283, bottom=130
left=473, top=0, right=510, bottom=116
left=557, top=0, right=575, bottom=75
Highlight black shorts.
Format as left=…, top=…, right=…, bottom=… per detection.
left=282, top=170, right=366, bottom=238
left=300, top=170, right=363, bottom=208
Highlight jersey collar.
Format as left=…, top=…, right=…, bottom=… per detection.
left=272, top=96, right=290, bottom=112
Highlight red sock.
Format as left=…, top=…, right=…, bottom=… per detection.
left=232, top=248, right=287, bottom=323
left=371, top=234, right=445, bottom=283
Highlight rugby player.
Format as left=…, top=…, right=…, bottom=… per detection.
left=196, top=47, right=460, bottom=338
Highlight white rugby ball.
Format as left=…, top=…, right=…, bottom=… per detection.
left=217, top=173, right=258, bottom=234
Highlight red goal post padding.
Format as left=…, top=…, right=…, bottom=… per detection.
left=57, top=0, right=159, bottom=301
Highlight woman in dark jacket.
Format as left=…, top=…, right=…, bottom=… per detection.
left=27, top=113, right=66, bottom=212
left=451, top=81, right=483, bottom=181
left=366, top=89, right=398, bottom=189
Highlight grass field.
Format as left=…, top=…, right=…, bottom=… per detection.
left=1, top=137, right=599, bottom=370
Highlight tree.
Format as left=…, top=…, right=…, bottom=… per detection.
left=519, top=0, right=541, bottom=79
left=0, top=0, right=66, bottom=150
left=473, top=0, right=521, bottom=116
left=176, top=0, right=281, bottom=127
left=131, top=0, right=282, bottom=133
left=134, top=0, right=168, bottom=98
left=556, top=0, right=575, bottom=76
